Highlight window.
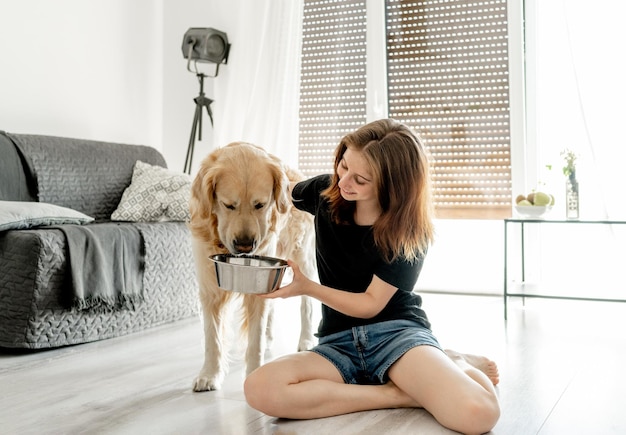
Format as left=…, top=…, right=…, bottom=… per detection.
left=386, top=0, right=512, bottom=219
left=298, top=0, right=513, bottom=219
left=298, top=0, right=368, bottom=177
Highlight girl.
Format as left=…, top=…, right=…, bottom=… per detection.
left=244, top=119, right=500, bottom=434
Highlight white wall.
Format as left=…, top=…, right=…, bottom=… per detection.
left=0, top=0, right=163, bottom=148
left=0, top=0, right=270, bottom=176
left=0, top=0, right=231, bottom=171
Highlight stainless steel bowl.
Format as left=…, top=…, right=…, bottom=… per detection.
left=208, top=254, right=289, bottom=294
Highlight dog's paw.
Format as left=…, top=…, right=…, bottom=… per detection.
left=192, top=374, right=223, bottom=392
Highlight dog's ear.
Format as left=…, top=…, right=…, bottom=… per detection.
left=270, top=160, right=291, bottom=214
left=190, top=152, right=220, bottom=220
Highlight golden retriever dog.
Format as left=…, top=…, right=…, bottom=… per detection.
left=189, top=142, right=316, bottom=392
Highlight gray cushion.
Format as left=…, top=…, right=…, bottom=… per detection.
left=0, top=201, right=94, bottom=231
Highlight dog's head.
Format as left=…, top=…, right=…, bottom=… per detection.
left=189, top=142, right=290, bottom=255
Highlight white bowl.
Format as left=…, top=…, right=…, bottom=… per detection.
left=209, top=254, right=289, bottom=294
left=514, top=205, right=553, bottom=218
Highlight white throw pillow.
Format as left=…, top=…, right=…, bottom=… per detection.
left=0, top=201, right=94, bottom=231
left=111, top=161, right=191, bottom=222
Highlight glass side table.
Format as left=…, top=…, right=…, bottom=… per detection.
left=503, top=217, right=626, bottom=320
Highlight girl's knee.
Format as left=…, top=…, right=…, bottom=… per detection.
left=243, top=368, right=266, bottom=411
left=454, top=396, right=500, bottom=435
left=244, top=365, right=286, bottom=416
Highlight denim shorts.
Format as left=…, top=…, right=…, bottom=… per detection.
left=310, top=319, right=442, bottom=385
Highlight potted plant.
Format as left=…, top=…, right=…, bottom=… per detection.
left=561, top=148, right=579, bottom=219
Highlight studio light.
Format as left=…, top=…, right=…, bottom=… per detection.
left=182, top=27, right=230, bottom=77
left=181, top=27, right=231, bottom=174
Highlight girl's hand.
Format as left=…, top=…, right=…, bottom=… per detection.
left=259, top=259, right=311, bottom=300
left=261, top=260, right=398, bottom=319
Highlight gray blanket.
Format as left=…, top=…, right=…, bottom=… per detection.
left=57, top=223, right=145, bottom=311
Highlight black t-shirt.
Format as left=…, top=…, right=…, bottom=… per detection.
left=292, top=174, right=431, bottom=337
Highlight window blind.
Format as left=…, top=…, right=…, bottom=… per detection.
left=386, top=0, right=512, bottom=219
left=298, top=0, right=512, bottom=219
left=298, top=0, right=368, bottom=176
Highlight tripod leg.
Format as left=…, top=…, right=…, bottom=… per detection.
left=198, top=104, right=203, bottom=142
left=205, top=103, right=214, bottom=127
left=184, top=104, right=203, bottom=174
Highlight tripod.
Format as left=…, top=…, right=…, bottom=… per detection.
left=183, top=73, right=214, bottom=174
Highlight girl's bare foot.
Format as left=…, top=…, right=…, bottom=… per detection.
left=445, top=349, right=500, bottom=385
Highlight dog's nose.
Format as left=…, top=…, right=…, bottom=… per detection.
left=233, top=236, right=256, bottom=254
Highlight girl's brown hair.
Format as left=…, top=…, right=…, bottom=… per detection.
left=322, top=119, right=434, bottom=263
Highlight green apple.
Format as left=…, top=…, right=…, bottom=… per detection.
left=517, top=199, right=532, bottom=206
left=533, top=191, right=551, bottom=206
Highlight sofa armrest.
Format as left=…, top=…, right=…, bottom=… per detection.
left=0, top=230, right=67, bottom=346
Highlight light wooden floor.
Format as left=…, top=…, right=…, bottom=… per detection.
left=2, top=293, right=626, bottom=435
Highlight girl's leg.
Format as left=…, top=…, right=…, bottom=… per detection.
left=388, top=346, right=500, bottom=435
left=245, top=347, right=500, bottom=434
left=244, top=351, right=415, bottom=419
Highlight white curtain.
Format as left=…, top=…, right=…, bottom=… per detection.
left=533, top=0, right=626, bottom=218
left=528, top=0, right=626, bottom=297
left=210, top=0, right=304, bottom=168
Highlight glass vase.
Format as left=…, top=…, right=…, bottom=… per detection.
left=566, top=177, right=579, bottom=219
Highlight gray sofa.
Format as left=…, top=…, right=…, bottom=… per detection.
left=0, top=131, right=199, bottom=349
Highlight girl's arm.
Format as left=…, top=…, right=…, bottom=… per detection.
left=261, top=260, right=398, bottom=319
